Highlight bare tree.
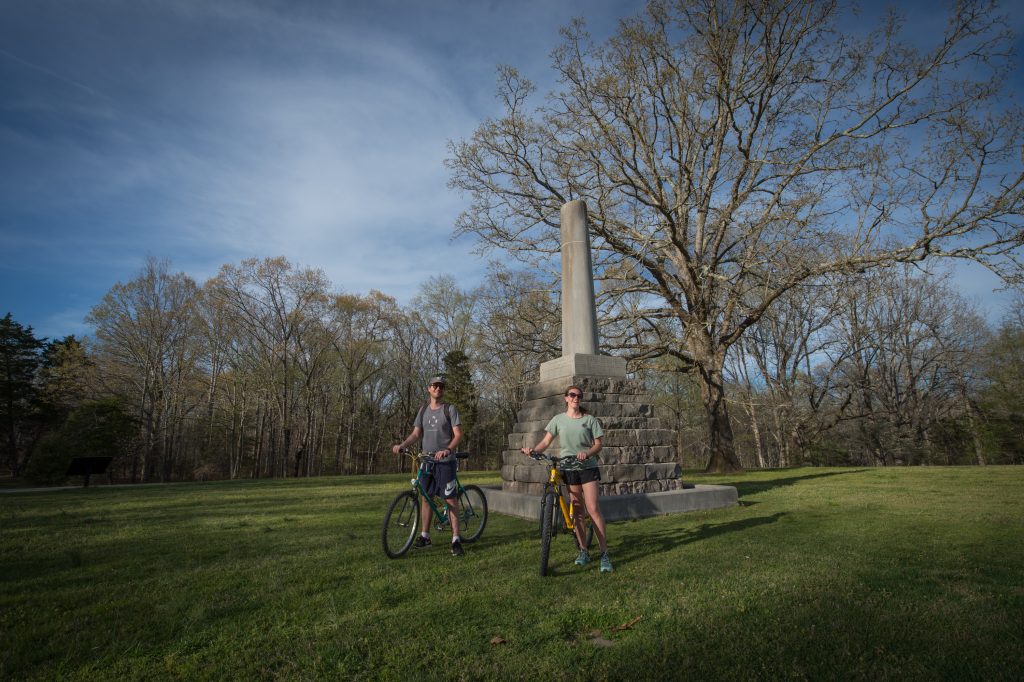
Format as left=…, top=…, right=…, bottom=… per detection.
left=447, top=0, right=1023, bottom=471
left=473, top=264, right=560, bottom=426
left=830, top=267, right=988, bottom=465
left=326, top=291, right=395, bottom=473
left=87, top=257, right=201, bottom=481
left=411, top=274, right=479, bottom=363
left=206, top=257, right=330, bottom=477
left=727, top=275, right=855, bottom=466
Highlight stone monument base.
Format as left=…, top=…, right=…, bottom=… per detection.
left=483, top=484, right=739, bottom=522
left=502, top=375, right=682, bottom=496
left=539, top=353, right=626, bottom=382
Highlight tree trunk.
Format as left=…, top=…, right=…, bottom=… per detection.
left=961, top=389, right=987, bottom=466
left=698, top=364, right=743, bottom=473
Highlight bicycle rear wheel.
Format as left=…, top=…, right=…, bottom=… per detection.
left=458, top=484, right=488, bottom=543
left=382, top=490, right=418, bottom=558
left=539, top=490, right=558, bottom=576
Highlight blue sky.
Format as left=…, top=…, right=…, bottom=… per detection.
left=1, top=0, right=633, bottom=339
left=1, top=0, right=1020, bottom=341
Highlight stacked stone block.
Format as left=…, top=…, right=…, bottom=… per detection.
left=502, top=376, right=682, bottom=496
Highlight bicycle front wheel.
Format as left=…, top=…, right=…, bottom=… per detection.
left=382, top=490, right=419, bottom=558
left=539, top=490, right=558, bottom=577
left=458, top=485, right=488, bottom=543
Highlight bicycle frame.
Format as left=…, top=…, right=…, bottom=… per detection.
left=409, top=454, right=461, bottom=525
left=533, top=453, right=592, bottom=543
left=545, top=462, right=585, bottom=534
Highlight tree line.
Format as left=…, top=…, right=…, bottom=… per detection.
left=2, top=254, right=1023, bottom=485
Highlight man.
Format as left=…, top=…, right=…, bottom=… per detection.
left=392, top=376, right=465, bottom=556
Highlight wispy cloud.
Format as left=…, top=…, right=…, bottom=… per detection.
left=0, top=47, right=110, bottom=101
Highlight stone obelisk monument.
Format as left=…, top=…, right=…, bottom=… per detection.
left=501, top=200, right=684, bottom=496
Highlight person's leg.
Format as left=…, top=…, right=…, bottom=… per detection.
left=416, top=469, right=434, bottom=547
left=581, top=479, right=607, bottom=554
left=420, top=496, right=432, bottom=536
left=446, top=495, right=460, bottom=538
left=567, top=482, right=588, bottom=550
left=437, top=461, right=462, bottom=552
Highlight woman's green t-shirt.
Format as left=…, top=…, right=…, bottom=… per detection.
left=544, top=412, right=604, bottom=471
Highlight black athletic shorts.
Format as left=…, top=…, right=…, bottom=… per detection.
left=422, top=458, right=459, bottom=500
left=561, top=467, right=601, bottom=485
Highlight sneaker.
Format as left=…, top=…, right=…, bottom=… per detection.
left=574, top=549, right=591, bottom=566
left=413, top=536, right=432, bottom=549
left=451, top=539, right=464, bottom=557
left=600, top=552, right=613, bottom=573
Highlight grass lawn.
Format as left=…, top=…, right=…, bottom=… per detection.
left=2, top=466, right=1022, bottom=680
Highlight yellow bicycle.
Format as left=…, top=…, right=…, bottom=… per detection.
left=528, top=452, right=595, bottom=576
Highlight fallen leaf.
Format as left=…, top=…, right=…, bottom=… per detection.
left=489, top=636, right=506, bottom=645
left=612, top=615, right=643, bottom=632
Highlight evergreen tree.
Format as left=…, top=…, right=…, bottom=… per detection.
left=38, top=335, right=92, bottom=421
left=443, top=350, right=478, bottom=451
left=0, top=313, right=46, bottom=476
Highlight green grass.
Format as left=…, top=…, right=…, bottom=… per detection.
left=2, top=467, right=1022, bottom=680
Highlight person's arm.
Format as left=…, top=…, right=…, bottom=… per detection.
left=392, top=426, right=423, bottom=454
left=521, top=431, right=555, bottom=456
left=436, top=425, right=462, bottom=459
left=578, top=436, right=602, bottom=461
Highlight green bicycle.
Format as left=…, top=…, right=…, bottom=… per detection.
left=381, top=449, right=488, bottom=558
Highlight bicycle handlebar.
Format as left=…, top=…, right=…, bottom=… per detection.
left=526, top=451, right=564, bottom=463
left=397, top=447, right=469, bottom=461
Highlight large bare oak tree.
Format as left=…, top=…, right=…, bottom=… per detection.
left=447, top=0, right=1023, bottom=472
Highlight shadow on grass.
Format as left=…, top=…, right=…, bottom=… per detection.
left=718, top=469, right=868, bottom=498
left=616, top=513, right=789, bottom=566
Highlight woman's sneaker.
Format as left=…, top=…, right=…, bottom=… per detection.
left=413, top=536, right=432, bottom=549
left=451, top=539, right=464, bottom=556
left=574, top=549, right=591, bottom=566
left=600, top=552, right=613, bottom=573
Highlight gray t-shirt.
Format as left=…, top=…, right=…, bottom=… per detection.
left=414, top=403, right=462, bottom=453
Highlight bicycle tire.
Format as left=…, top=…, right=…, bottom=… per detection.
left=539, top=490, right=558, bottom=577
left=382, top=490, right=418, bottom=558
left=458, top=484, right=488, bottom=543
left=538, top=485, right=559, bottom=538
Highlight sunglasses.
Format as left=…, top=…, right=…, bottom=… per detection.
left=566, top=392, right=582, bottom=399
left=430, top=383, right=445, bottom=389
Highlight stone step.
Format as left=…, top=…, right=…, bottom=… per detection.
left=500, top=454, right=680, bottom=482
left=600, top=429, right=675, bottom=447
left=519, top=393, right=648, bottom=412
left=500, top=478, right=692, bottom=497
left=510, top=416, right=663, bottom=434
left=516, top=402, right=654, bottom=423
left=525, top=376, right=646, bottom=400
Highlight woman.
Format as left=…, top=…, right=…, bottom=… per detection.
left=521, top=385, right=613, bottom=572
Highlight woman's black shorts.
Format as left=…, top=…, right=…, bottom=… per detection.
left=561, top=467, right=601, bottom=485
